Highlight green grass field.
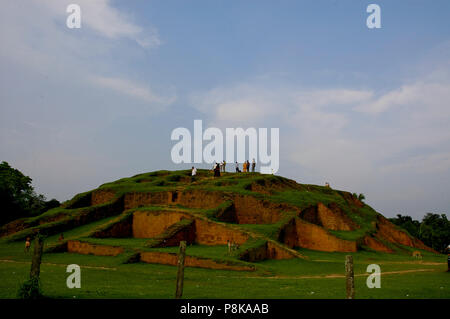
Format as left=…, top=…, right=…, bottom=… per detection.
left=0, top=240, right=448, bottom=299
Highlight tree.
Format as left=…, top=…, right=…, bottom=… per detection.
left=419, top=213, right=450, bottom=253
left=0, top=161, right=59, bottom=225
left=389, top=214, right=420, bottom=238
left=390, top=212, right=450, bottom=253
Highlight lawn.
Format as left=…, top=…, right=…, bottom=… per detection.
left=0, top=240, right=448, bottom=299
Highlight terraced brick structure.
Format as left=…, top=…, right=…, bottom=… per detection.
left=0, top=169, right=436, bottom=271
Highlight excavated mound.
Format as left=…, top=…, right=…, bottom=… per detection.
left=0, top=169, right=438, bottom=271
left=374, top=216, right=435, bottom=253
left=300, top=202, right=357, bottom=231
left=278, top=218, right=357, bottom=252
left=362, top=235, right=393, bottom=253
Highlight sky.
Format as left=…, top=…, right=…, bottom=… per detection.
left=1, top=0, right=450, bottom=220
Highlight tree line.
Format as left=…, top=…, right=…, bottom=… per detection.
left=0, top=161, right=60, bottom=226
left=389, top=213, right=450, bottom=253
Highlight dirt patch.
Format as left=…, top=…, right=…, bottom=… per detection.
left=140, top=251, right=254, bottom=271
left=296, top=219, right=357, bottom=252
left=232, top=195, right=292, bottom=224
left=337, top=191, right=364, bottom=208
left=300, top=202, right=357, bottom=231
left=376, top=215, right=414, bottom=246
left=194, top=219, right=249, bottom=245
left=124, top=192, right=170, bottom=209
left=363, top=235, right=394, bottom=253
left=67, top=240, right=124, bottom=256
left=91, top=190, right=117, bottom=206
left=375, top=216, right=437, bottom=253
left=176, top=189, right=227, bottom=209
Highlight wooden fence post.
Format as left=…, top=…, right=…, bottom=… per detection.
left=345, top=255, right=355, bottom=299
left=175, top=241, right=187, bottom=299
left=30, top=236, right=44, bottom=279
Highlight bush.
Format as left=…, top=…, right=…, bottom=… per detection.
left=17, top=277, right=43, bottom=299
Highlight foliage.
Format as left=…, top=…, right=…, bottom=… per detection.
left=0, top=161, right=60, bottom=225
left=389, top=214, right=420, bottom=238
left=390, top=213, right=450, bottom=253
left=419, top=213, right=450, bottom=253
left=17, top=277, right=42, bottom=299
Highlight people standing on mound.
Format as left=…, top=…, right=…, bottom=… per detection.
left=235, top=161, right=240, bottom=173
left=252, top=158, right=256, bottom=172
left=242, top=160, right=251, bottom=172
left=214, top=162, right=221, bottom=177
left=221, top=160, right=226, bottom=172
left=191, top=166, right=197, bottom=182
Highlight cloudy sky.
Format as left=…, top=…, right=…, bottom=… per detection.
left=1, top=0, right=449, bottom=220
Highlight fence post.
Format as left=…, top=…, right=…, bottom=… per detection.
left=30, top=235, right=44, bottom=279
left=345, top=255, right=355, bottom=299
left=175, top=241, right=187, bottom=299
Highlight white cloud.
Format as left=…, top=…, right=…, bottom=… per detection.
left=191, top=71, right=450, bottom=210
left=0, top=1, right=172, bottom=110
left=39, top=0, right=160, bottom=48
left=90, top=76, right=175, bottom=106
left=191, top=84, right=372, bottom=127
left=354, top=81, right=450, bottom=116
left=0, top=0, right=172, bottom=201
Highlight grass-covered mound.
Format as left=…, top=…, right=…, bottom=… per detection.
left=0, top=169, right=438, bottom=272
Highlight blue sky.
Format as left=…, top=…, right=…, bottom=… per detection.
left=1, top=0, right=450, bottom=220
